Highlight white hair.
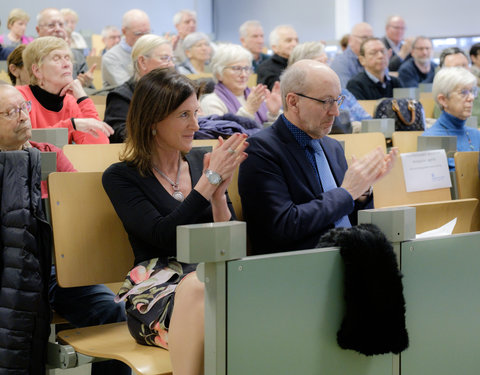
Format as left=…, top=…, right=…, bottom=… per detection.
left=269, top=25, right=294, bottom=48
left=239, top=20, right=262, bottom=38
left=173, top=9, right=197, bottom=26
left=122, top=9, right=149, bottom=29
left=101, top=25, right=120, bottom=39
left=182, top=32, right=210, bottom=52
left=210, top=43, right=253, bottom=82
left=433, top=67, right=477, bottom=110
left=288, top=41, right=325, bottom=66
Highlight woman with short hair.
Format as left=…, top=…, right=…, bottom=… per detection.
left=200, top=43, right=281, bottom=126
left=104, top=34, right=175, bottom=142
left=103, top=68, right=247, bottom=375
left=423, top=66, right=480, bottom=169
left=0, top=8, right=33, bottom=47
left=176, top=32, right=212, bottom=75
left=17, top=36, right=113, bottom=144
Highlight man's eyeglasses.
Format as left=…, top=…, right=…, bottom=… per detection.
left=295, top=93, right=345, bottom=109
left=352, top=34, right=370, bottom=41
left=224, top=65, right=253, bottom=75
left=0, top=101, right=32, bottom=120
left=131, top=30, right=151, bottom=37
left=365, top=49, right=388, bottom=57
left=456, top=87, right=478, bottom=99
left=39, top=21, right=64, bottom=30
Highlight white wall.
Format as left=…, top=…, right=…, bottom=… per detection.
left=365, top=0, right=480, bottom=38
left=213, top=0, right=336, bottom=45
left=0, top=0, right=213, bottom=41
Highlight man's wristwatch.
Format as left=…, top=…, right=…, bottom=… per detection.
left=205, top=169, right=222, bottom=186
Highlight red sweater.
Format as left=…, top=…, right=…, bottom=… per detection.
left=17, top=85, right=109, bottom=145
left=30, top=140, right=77, bottom=198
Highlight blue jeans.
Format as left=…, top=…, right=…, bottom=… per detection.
left=49, top=265, right=131, bottom=375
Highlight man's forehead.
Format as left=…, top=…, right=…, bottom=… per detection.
left=40, top=10, right=63, bottom=23
left=364, top=40, right=384, bottom=50
left=247, top=26, right=263, bottom=35
left=0, top=87, right=23, bottom=108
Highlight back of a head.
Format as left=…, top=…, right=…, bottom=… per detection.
left=23, top=36, right=70, bottom=85
left=288, top=41, right=325, bottom=66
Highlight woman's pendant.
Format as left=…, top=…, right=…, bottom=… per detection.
left=172, top=190, right=185, bottom=202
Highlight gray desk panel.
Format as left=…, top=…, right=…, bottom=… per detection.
left=401, top=232, right=480, bottom=375
left=226, top=248, right=393, bottom=375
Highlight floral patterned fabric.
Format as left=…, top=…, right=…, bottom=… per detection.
left=115, top=258, right=197, bottom=349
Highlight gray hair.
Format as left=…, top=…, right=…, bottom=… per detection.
left=279, top=61, right=310, bottom=110
left=122, top=9, right=149, bottom=29
left=60, top=8, right=79, bottom=22
left=239, top=20, right=262, bottom=38
left=412, top=35, right=431, bottom=49
left=182, top=32, right=210, bottom=51
left=36, top=8, right=61, bottom=25
left=131, top=34, right=171, bottom=76
left=173, top=9, right=197, bottom=26
left=269, top=25, right=294, bottom=48
left=432, top=67, right=477, bottom=109
left=101, top=25, right=120, bottom=39
left=210, top=43, right=253, bottom=82
left=288, top=41, right=325, bottom=66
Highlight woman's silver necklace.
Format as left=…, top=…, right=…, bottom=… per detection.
left=153, top=155, right=185, bottom=202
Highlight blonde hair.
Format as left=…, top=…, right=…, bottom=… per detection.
left=60, top=8, right=79, bottom=23
left=22, top=36, right=72, bottom=85
left=7, top=8, right=30, bottom=28
left=131, top=34, right=171, bottom=77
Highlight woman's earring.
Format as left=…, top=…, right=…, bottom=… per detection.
left=152, top=129, right=157, bottom=136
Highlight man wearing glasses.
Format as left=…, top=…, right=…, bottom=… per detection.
left=36, top=8, right=94, bottom=88
left=238, top=60, right=398, bottom=255
left=347, top=37, right=402, bottom=100
left=331, top=22, right=373, bottom=88
left=102, top=9, right=150, bottom=88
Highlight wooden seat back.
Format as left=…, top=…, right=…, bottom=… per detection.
left=357, top=100, right=377, bottom=117
left=454, top=151, right=480, bottom=199
left=63, top=143, right=125, bottom=171
left=48, top=172, right=133, bottom=287
left=373, top=157, right=452, bottom=208
left=391, top=131, right=424, bottom=153
left=330, top=132, right=386, bottom=164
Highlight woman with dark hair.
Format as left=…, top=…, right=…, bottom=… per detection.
left=102, top=68, right=247, bottom=375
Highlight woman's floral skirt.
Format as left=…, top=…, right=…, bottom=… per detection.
left=115, top=258, right=197, bottom=349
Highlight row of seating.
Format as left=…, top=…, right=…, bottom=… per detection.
left=44, top=132, right=479, bottom=373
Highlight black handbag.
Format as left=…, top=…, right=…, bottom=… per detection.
left=374, top=98, right=425, bottom=131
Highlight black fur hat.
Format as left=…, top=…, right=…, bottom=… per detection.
left=318, top=224, right=409, bottom=356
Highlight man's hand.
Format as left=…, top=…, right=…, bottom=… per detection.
left=77, top=64, right=96, bottom=88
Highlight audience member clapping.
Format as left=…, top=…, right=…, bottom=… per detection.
left=201, top=43, right=281, bottom=126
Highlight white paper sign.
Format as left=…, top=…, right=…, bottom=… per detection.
left=400, top=150, right=451, bottom=192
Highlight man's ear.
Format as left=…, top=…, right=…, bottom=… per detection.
left=359, top=55, right=366, bottom=67
left=285, top=92, right=299, bottom=113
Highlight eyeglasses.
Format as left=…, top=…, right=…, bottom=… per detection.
left=455, top=87, right=478, bottom=99
left=224, top=65, right=253, bottom=75
left=295, top=93, right=345, bottom=109
left=352, top=34, right=370, bottom=41
left=39, top=21, right=64, bottom=30
left=152, top=55, right=177, bottom=64
left=365, top=49, right=388, bottom=57
left=131, top=30, right=151, bottom=37
left=0, top=101, right=32, bottom=120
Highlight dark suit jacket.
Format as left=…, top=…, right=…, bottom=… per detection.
left=256, top=53, right=288, bottom=90
left=347, top=71, right=402, bottom=100
left=238, top=116, right=372, bottom=255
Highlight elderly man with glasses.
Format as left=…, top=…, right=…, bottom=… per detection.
left=331, top=22, right=374, bottom=88
left=36, top=8, right=94, bottom=88
left=238, top=60, right=398, bottom=255
left=102, top=8, right=150, bottom=88
left=347, top=37, right=402, bottom=100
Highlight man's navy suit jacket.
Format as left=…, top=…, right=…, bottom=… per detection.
left=238, top=116, right=372, bottom=255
